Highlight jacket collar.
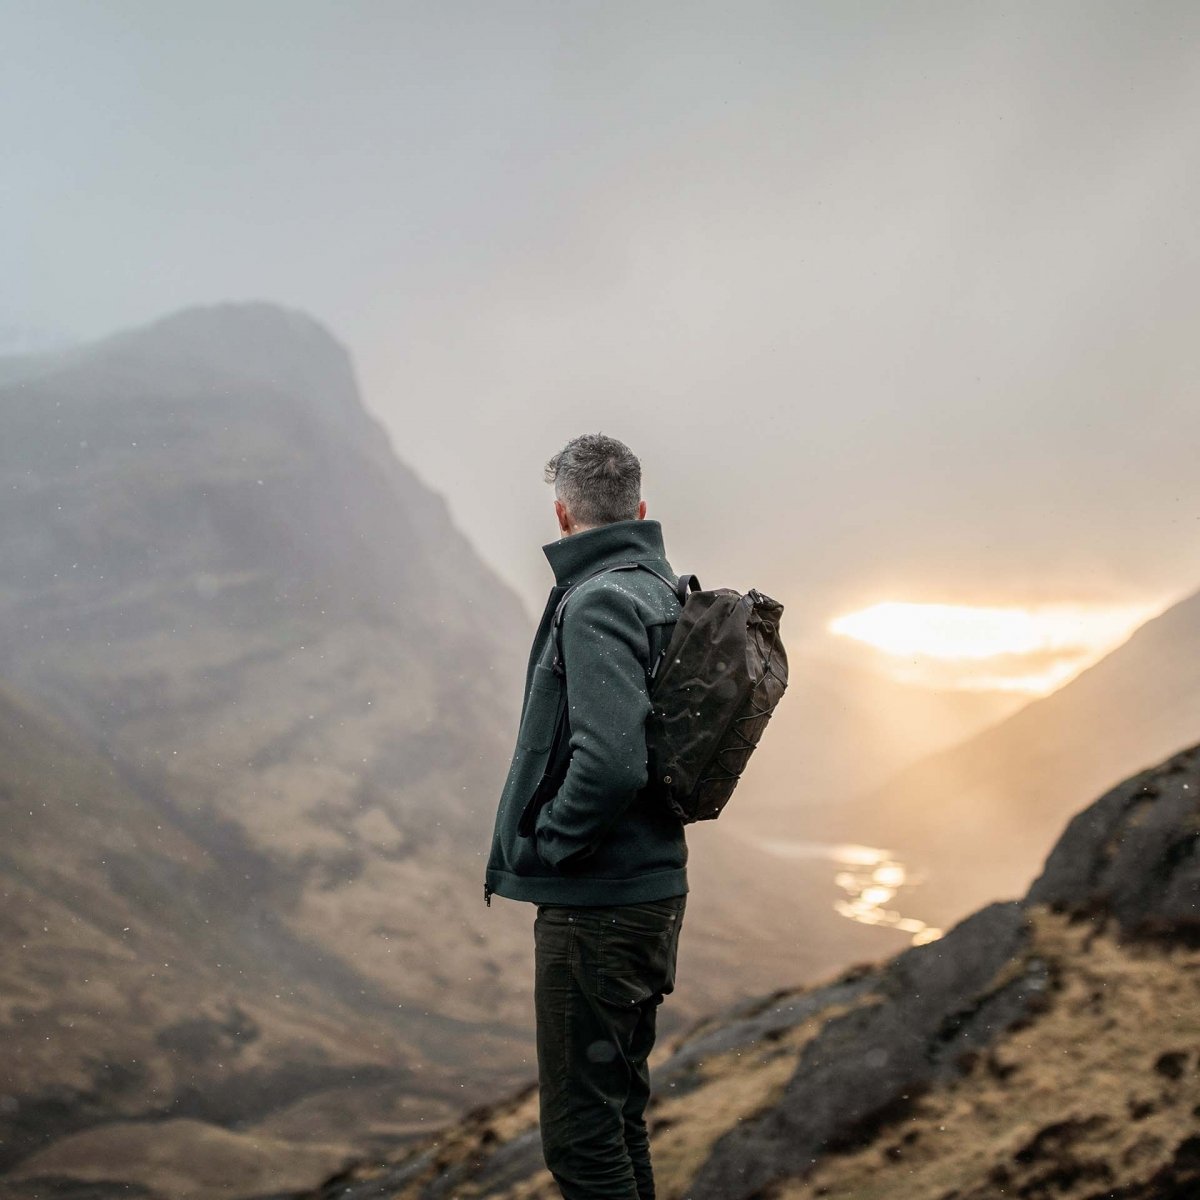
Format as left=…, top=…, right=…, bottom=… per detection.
left=542, top=517, right=667, bottom=587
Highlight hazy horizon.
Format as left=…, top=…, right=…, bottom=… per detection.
left=4, top=9, right=1200, bottom=1189
left=6, top=1, right=1199, bottom=695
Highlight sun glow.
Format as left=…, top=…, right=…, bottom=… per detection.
left=828, top=599, right=1163, bottom=695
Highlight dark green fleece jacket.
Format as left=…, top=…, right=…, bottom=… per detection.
left=484, top=518, right=688, bottom=906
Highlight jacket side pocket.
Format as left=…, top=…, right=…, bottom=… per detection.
left=517, top=666, right=562, bottom=752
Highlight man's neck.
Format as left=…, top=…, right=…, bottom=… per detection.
left=542, top=518, right=667, bottom=587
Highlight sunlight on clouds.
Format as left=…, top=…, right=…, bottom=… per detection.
left=828, top=600, right=1164, bottom=695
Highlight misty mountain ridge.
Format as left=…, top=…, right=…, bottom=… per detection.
left=0, top=302, right=544, bottom=1179
left=0, top=303, right=925, bottom=1194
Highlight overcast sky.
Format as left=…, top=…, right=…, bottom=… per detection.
left=5, top=1, right=1199, bottom=665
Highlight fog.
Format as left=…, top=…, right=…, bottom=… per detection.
left=4, top=4, right=1200, bottom=1194
left=6, top=1, right=1199, bottom=650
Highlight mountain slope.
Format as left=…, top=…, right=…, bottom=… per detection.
left=0, top=300, right=540, bottom=999
left=305, top=737, right=1200, bottom=1200
left=0, top=679, right=459, bottom=1181
left=0, top=304, right=544, bottom=1174
left=0, top=304, right=922, bottom=1193
left=818, top=583, right=1200, bottom=926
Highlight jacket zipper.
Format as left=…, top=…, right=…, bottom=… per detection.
left=484, top=882, right=493, bottom=907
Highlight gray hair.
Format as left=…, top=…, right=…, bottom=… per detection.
left=544, top=433, right=642, bottom=527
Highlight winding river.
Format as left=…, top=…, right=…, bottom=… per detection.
left=738, top=834, right=944, bottom=945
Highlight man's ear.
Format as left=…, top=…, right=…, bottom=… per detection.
left=637, top=499, right=647, bottom=519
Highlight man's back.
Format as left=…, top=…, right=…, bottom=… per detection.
left=484, top=515, right=687, bottom=906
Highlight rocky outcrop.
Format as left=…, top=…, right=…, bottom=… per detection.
left=1025, top=743, right=1200, bottom=940
left=687, top=899, right=1044, bottom=1198
left=313, top=739, right=1199, bottom=1200
left=689, top=744, right=1199, bottom=1199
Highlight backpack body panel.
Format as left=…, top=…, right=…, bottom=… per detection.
left=648, top=587, right=788, bottom=822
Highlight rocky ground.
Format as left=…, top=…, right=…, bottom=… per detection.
left=283, top=739, right=1200, bottom=1200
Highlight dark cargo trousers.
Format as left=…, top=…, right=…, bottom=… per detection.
left=533, top=893, right=687, bottom=1200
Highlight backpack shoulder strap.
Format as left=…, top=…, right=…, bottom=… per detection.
left=520, top=564, right=700, bottom=836
left=549, top=561, right=697, bottom=678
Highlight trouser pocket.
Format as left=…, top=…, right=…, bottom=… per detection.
left=594, top=895, right=686, bottom=1006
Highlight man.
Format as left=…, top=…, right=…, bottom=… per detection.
left=484, top=432, right=689, bottom=1200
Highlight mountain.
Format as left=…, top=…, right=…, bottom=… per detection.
left=297, top=737, right=1200, bottom=1200
left=0, top=304, right=922, bottom=1193
left=815, top=583, right=1200, bottom=928
left=0, top=301, right=530, bottom=787
left=0, top=302, right=543, bottom=1176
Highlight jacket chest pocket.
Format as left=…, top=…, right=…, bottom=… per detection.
left=518, top=665, right=562, bottom=753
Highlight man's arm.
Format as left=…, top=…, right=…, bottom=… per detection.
left=532, top=583, right=651, bottom=871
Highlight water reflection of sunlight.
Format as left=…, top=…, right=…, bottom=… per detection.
left=742, top=836, right=944, bottom=945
